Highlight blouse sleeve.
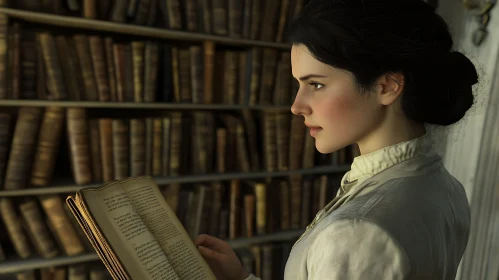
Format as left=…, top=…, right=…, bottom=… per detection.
left=307, top=218, right=410, bottom=280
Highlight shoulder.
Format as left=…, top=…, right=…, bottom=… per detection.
left=307, top=218, right=410, bottom=280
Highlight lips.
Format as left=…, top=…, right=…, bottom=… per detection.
left=305, top=123, right=323, bottom=137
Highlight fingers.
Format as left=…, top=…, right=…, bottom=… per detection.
left=195, top=234, right=229, bottom=252
left=198, top=245, right=225, bottom=262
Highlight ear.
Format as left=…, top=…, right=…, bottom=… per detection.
left=375, top=72, right=404, bottom=106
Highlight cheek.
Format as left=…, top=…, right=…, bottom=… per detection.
left=312, top=90, right=379, bottom=153
left=316, top=93, right=365, bottom=127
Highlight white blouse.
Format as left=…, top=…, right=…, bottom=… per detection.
left=245, top=134, right=470, bottom=280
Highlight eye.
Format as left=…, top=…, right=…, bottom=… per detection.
left=309, top=82, right=324, bottom=91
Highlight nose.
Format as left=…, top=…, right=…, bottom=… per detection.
left=290, top=89, right=311, bottom=116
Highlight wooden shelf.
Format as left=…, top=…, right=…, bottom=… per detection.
left=0, top=7, right=291, bottom=50
left=0, top=165, right=350, bottom=196
left=0, top=230, right=304, bottom=274
left=0, top=99, right=291, bottom=111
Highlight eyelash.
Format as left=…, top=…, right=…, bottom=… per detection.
left=309, top=82, right=325, bottom=91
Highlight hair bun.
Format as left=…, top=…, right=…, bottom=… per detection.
left=402, top=51, right=478, bottom=126
left=431, top=51, right=477, bottom=126
left=445, top=52, right=478, bottom=86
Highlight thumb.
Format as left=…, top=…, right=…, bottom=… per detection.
left=198, top=245, right=225, bottom=262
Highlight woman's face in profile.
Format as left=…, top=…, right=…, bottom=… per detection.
left=290, top=44, right=383, bottom=154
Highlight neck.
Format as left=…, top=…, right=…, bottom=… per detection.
left=357, top=118, right=426, bottom=155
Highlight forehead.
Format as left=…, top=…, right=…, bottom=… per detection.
left=291, top=44, right=334, bottom=78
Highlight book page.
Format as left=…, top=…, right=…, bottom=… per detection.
left=83, top=182, right=180, bottom=280
left=121, top=178, right=216, bottom=280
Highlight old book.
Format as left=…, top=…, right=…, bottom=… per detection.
left=169, top=113, right=182, bottom=176
left=0, top=113, right=11, bottom=188
left=89, top=119, right=103, bottom=182
left=67, top=108, right=93, bottom=185
left=143, top=41, right=159, bottom=102
left=69, top=264, right=88, bottom=280
left=19, top=198, right=59, bottom=258
left=190, top=45, right=204, bottom=104
left=258, top=48, right=278, bottom=105
left=254, top=183, right=266, bottom=235
left=279, top=180, right=290, bottom=230
left=275, top=112, right=290, bottom=171
left=104, top=37, right=117, bottom=101
left=152, top=118, right=162, bottom=176
left=165, top=0, right=183, bottom=29
left=31, top=107, right=65, bottom=187
left=56, top=35, right=82, bottom=101
left=16, top=270, right=36, bottom=280
left=112, top=42, right=126, bottom=101
left=199, top=0, right=212, bottom=34
left=89, top=36, right=111, bottom=102
left=9, top=23, right=21, bottom=99
left=39, top=32, right=68, bottom=100
left=110, top=0, right=128, bottom=22
left=203, top=41, right=215, bottom=104
left=249, top=0, right=261, bottom=40
left=228, top=0, right=243, bottom=38
left=275, top=0, right=290, bottom=42
left=112, top=119, right=130, bottom=180
left=184, top=0, right=199, bottom=31
left=130, top=118, right=146, bottom=177
left=223, top=51, right=238, bottom=104
left=99, top=118, right=114, bottom=182
left=161, top=118, right=171, bottom=176
left=145, top=118, right=153, bottom=175
left=35, top=33, right=47, bottom=100
left=289, top=174, right=302, bottom=229
left=4, top=107, right=42, bottom=190
left=0, top=197, right=32, bottom=259
left=229, top=179, right=241, bottom=239
left=40, top=195, right=86, bottom=256
left=131, top=41, right=145, bottom=102
left=0, top=13, right=7, bottom=99
left=212, top=0, right=228, bottom=35
left=244, top=194, right=255, bottom=238
left=74, top=34, right=99, bottom=101
left=302, top=133, right=315, bottom=169
left=66, top=176, right=217, bottom=279
left=178, top=48, right=192, bottom=102
left=133, top=0, right=152, bottom=25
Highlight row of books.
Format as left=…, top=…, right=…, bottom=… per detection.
left=0, top=107, right=355, bottom=190
left=0, top=23, right=297, bottom=104
left=0, top=174, right=338, bottom=266
left=9, top=0, right=308, bottom=42
left=3, top=240, right=294, bottom=280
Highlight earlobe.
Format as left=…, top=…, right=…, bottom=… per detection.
left=378, top=73, right=404, bottom=106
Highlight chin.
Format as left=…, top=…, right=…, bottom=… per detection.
left=315, top=137, right=349, bottom=155
left=315, top=139, right=337, bottom=154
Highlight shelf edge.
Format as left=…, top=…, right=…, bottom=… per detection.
left=0, top=165, right=350, bottom=196
left=0, top=8, right=291, bottom=50
left=0, top=230, right=303, bottom=274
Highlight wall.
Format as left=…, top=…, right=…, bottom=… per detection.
left=437, top=1, right=499, bottom=279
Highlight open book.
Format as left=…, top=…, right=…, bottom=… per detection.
left=66, top=176, right=217, bottom=280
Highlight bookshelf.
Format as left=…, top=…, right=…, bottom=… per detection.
left=0, top=1, right=356, bottom=279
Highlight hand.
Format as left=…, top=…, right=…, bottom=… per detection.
left=194, top=234, right=250, bottom=280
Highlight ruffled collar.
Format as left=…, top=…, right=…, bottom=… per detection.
left=340, top=133, right=432, bottom=193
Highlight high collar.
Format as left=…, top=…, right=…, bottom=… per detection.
left=340, top=133, right=432, bottom=193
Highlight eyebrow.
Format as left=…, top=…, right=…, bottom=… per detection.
left=297, top=74, right=328, bottom=81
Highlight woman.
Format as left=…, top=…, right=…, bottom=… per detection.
left=195, top=0, right=476, bottom=279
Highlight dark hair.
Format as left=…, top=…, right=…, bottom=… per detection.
left=289, top=0, right=479, bottom=126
